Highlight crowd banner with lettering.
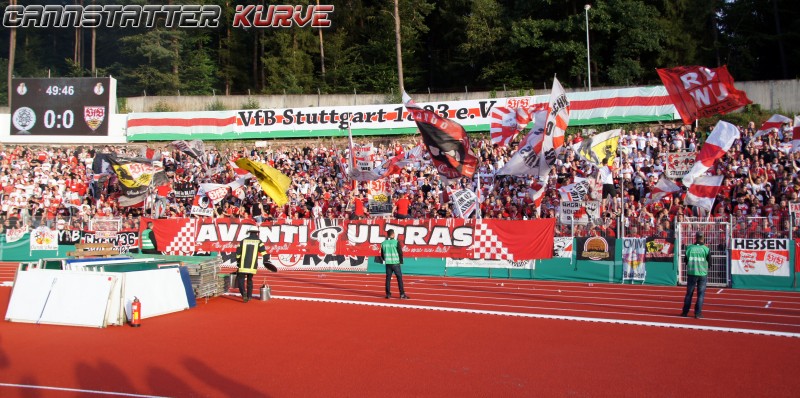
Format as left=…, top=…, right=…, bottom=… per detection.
left=445, top=258, right=535, bottom=269
left=125, top=87, right=679, bottom=141
left=146, top=217, right=555, bottom=261
left=559, top=201, right=600, bottom=225
left=731, top=238, right=791, bottom=277
left=451, top=189, right=478, bottom=218
left=367, top=180, right=392, bottom=216
left=665, top=152, right=695, bottom=179
left=576, top=237, right=616, bottom=261
left=644, top=237, right=675, bottom=262
left=58, top=229, right=140, bottom=254
left=173, top=182, right=196, bottom=198
left=553, top=237, right=573, bottom=258
left=622, top=238, right=647, bottom=283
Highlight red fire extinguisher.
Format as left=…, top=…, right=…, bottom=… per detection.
left=131, top=297, right=141, bottom=327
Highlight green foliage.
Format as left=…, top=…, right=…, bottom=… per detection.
left=117, top=98, right=132, bottom=114
left=150, top=100, right=176, bottom=113
left=240, top=97, right=260, bottom=110
left=205, top=99, right=227, bottom=111
left=1, top=0, right=797, bottom=98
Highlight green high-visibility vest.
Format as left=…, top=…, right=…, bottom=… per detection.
left=381, top=238, right=400, bottom=265
left=141, top=229, right=155, bottom=250
left=686, top=244, right=710, bottom=277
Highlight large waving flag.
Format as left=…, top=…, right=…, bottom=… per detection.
left=571, top=129, right=621, bottom=166
left=198, top=183, right=229, bottom=205
left=172, top=140, right=206, bottom=162
left=107, top=155, right=168, bottom=197
left=403, top=92, right=478, bottom=178
left=682, top=121, right=739, bottom=186
left=557, top=177, right=592, bottom=201
left=645, top=175, right=681, bottom=205
left=489, top=106, right=541, bottom=147
left=753, top=114, right=792, bottom=139
left=498, top=77, right=570, bottom=177
left=684, top=175, right=724, bottom=211
left=235, top=158, right=291, bottom=206
left=657, top=65, right=751, bottom=124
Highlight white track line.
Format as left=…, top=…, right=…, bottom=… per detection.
left=272, top=295, right=800, bottom=338
left=0, top=383, right=167, bottom=397
left=268, top=283, right=800, bottom=320
left=266, top=290, right=800, bottom=329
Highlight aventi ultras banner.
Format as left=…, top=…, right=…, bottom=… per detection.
left=145, top=217, right=556, bottom=261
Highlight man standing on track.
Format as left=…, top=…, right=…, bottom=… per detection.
left=682, top=232, right=710, bottom=318
left=235, top=229, right=277, bottom=303
left=381, top=230, right=409, bottom=299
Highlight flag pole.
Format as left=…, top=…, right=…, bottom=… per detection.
left=475, top=173, right=482, bottom=220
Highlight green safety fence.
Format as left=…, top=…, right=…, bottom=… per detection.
left=2, top=236, right=796, bottom=290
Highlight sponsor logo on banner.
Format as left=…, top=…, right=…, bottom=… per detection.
left=445, top=258, right=535, bottom=269
left=367, top=180, right=392, bottom=216
left=577, top=237, right=615, bottom=261
left=30, top=227, right=58, bottom=251
left=665, top=152, right=695, bottom=179
left=644, top=238, right=674, bottom=262
left=622, top=238, right=647, bottom=281
left=731, top=238, right=790, bottom=277
left=5, top=227, right=26, bottom=243
left=559, top=200, right=600, bottom=225
left=84, top=106, right=105, bottom=131
left=553, top=237, right=573, bottom=258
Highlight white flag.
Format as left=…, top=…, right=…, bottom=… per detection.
left=684, top=175, right=724, bottom=211
left=683, top=121, right=739, bottom=186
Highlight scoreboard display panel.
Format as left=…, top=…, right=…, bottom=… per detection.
left=10, top=77, right=114, bottom=136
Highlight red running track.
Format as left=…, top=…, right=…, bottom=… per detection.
left=0, top=269, right=799, bottom=397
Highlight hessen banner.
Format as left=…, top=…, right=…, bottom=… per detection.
left=731, top=238, right=790, bottom=277
left=146, top=217, right=555, bottom=261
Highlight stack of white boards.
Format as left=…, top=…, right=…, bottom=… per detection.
left=5, top=267, right=190, bottom=328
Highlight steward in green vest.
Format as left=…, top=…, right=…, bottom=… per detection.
left=381, top=230, right=408, bottom=299
left=682, top=232, right=711, bottom=318
left=140, top=222, right=157, bottom=254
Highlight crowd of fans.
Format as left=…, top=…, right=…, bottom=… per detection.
left=1, top=118, right=798, bottom=240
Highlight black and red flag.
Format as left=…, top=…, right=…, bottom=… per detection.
left=403, top=92, right=478, bottom=179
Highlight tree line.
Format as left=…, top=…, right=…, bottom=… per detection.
left=1, top=0, right=797, bottom=105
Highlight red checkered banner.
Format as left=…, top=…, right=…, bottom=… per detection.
left=144, top=218, right=555, bottom=260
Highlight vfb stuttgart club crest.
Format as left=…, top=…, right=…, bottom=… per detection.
left=84, top=106, right=106, bottom=131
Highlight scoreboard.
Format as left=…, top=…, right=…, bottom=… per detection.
left=10, top=77, right=116, bottom=136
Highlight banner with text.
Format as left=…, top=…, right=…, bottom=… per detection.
left=146, top=217, right=555, bottom=261
left=126, top=87, right=678, bottom=140
left=622, top=238, right=647, bottom=282
left=731, top=238, right=791, bottom=277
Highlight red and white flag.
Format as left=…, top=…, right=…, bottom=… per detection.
left=682, top=120, right=739, bottom=186
left=645, top=175, right=681, bottom=205
left=684, top=175, right=724, bottom=211
left=489, top=106, right=542, bottom=147
left=490, top=107, right=520, bottom=147
left=227, top=177, right=248, bottom=200
left=753, top=114, right=792, bottom=139
left=656, top=65, right=751, bottom=124
left=791, top=116, right=800, bottom=153
left=498, top=77, right=569, bottom=177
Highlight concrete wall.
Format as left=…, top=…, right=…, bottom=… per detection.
left=736, top=80, right=800, bottom=113
left=118, top=79, right=800, bottom=113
